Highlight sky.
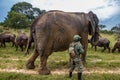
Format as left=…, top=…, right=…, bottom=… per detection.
left=0, top=0, right=120, bottom=30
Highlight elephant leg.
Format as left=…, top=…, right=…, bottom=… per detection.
left=81, top=34, right=88, bottom=63
left=81, top=51, right=86, bottom=64
left=26, top=49, right=39, bottom=69
left=38, top=48, right=52, bottom=75
left=38, top=54, right=50, bottom=75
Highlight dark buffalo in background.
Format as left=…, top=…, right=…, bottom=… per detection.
left=15, top=32, right=28, bottom=51
left=0, top=32, right=16, bottom=47
left=89, top=35, right=110, bottom=53
left=112, top=39, right=120, bottom=53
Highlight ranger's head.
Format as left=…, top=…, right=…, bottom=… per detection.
left=73, top=35, right=81, bottom=42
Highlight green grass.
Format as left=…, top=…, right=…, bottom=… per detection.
left=0, top=30, right=120, bottom=80
left=0, top=72, right=120, bottom=80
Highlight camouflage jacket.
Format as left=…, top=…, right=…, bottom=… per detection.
left=69, top=41, right=84, bottom=58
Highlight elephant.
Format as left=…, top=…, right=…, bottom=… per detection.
left=25, top=10, right=99, bottom=75
left=0, top=32, right=16, bottom=47
left=15, top=32, right=28, bottom=51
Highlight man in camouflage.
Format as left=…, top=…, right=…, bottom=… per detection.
left=68, top=35, right=84, bottom=80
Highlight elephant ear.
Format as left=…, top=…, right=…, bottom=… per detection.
left=88, top=11, right=99, bottom=35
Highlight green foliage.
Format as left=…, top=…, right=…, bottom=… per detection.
left=0, top=22, right=4, bottom=25
left=99, top=24, right=106, bottom=30
left=10, top=2, right=46, bottom=22
left=111, top=24, right=120, bottom=33
left=100, top=30, right=114, bottom=34
left=3, top=2, right=46, bottom=29
left=98, top=24, right=114, bottom=34
left=111, top=24, right=120, bottom=39
left=11, top=2, right=32, bottom=13
left=4, top=11, right=30, bottom=29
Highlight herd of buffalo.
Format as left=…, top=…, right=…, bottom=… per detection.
left=88, top=36, right=120, bottom=53
left=0, top=31, right=120, bottom=53
left=0, top=31, right=28, bottom=51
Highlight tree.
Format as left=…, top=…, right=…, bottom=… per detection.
left=111, top=24, right=120, bottom=39
left=3, top=2, right=46, bottom=29
left=4, top=11, right=30, bottom=29
left=98, top=24, right=106, bottom=30
left=11, top=2, right=45, bottom=22
left=111, top=24, right=120, bottom=33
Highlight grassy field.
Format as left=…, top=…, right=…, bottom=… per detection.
left=0, top=28, right=120, bottom=80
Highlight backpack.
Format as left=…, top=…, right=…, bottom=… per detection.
left=68, top=43, right=76, bottom=58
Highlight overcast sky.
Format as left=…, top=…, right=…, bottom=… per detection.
left=0, top=0, right=120, bottom=30
left=29, top=0, right=120, bottom=20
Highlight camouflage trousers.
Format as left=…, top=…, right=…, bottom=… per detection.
left=69, top=58, right=83, bottom=73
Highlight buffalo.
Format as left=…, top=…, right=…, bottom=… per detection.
left=112, top=39, right=120, bottom=53
left=0, top=32, right=16, bottom=47
left=15, top=32, right=28, bottom=51
left=89, top=36, right=110, bottom=53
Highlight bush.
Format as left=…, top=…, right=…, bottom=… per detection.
left=100, top=30, right=114, bottom=34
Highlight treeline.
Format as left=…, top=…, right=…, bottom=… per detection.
left=0, top=2, right=46, bottom=29
left=98, top=24, right=120, bottom=40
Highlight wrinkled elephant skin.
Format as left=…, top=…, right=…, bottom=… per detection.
left=26, top=10, right=99, bottom=75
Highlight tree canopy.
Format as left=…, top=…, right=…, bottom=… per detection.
left=111, top=24, right=120, bottom=33
left=3, top=2, right=46, bottom=29
left=98, top=24, right=106, bottom=30
left=4, top=11, right=30, bottom=29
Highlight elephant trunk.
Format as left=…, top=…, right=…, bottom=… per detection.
left=90, top=32, right=100, bottom=46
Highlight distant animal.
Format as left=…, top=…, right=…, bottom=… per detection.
left=15, top=32, right=28, bottom=51
left=89, top=36, right=110, bottom=53
left=112, top=39, right=120, bottom=53
left=0, top=32, right=16, bottom=47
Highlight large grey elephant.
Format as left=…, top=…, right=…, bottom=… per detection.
left=25, top=10, right=99, bottom=75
